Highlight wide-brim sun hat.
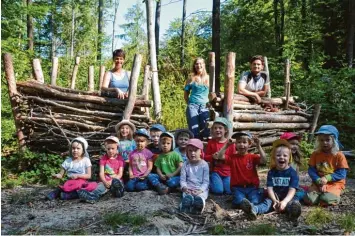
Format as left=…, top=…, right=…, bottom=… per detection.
left=115, top=119, right=136, bottom=134
left=231, top=131, right=252, bottom=139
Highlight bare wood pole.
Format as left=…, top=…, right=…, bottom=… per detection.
left=142, top=65, right=151, bottom=118
left=33, top=59, right=45, bottom=83
left=284, top=59, right=291, bottom=109
left=70, top=57, right=80, bottom=89
left=223, top=52, right=236, bottom=138
left=2, top=53, right=26, bottom=151
left=99, top=65, right=106, bottom=89
left=263, top=56, right=271, bottom=98
left=209, top=52, right=216, bottom=93
left=88, top=66, right=94, bottom=91
left=308, top=104, right=321, bottom=143
left=123, top=54, right=142, bottom=120
left=51, top=57, right=59, bottom=86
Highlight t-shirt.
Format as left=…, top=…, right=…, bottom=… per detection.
left=154, top=151, right=183, bottom=175
left=184, top=82, right=209, bottom=105
left=118, top=139, right=136, bottom=161
left=266, top=167, right=299, bottom=200
left=174, top=147, right=187, bottom=162
left=205, top=139, right=235, bottom=177
left=99, top=154, right=124, bottom=181
left=147, top=143, right=161, bottom=155
left=308, top=151, right=349, bottom=188
left=62, top=157, right=92, bottom=178
left=129, top=149, right=153, bottom=177
left=225, top=153, right=261, bottom=187
left=239, top=71, right=270, bottom=92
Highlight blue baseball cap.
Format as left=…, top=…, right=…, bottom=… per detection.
left=231, top=131, right=252, bottom=139
left=150, top=124, right=166, bottom=132
left=135, top=128, right=150, bottom=139
left=315, top=125, right=343, bottom=148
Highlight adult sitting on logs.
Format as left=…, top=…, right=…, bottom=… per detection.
left=101, top=49, right=131, bottom=99
left=184, top=57, right=210, bottom=139
left=237, top=55, right=270, bottom=104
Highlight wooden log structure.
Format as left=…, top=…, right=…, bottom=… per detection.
left=223, top=52, right=236, bottom=137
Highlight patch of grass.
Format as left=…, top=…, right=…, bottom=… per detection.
left=208, top=224, right=226, bottom=235
left=104, top=212, right=147, bottom=227
left=9, top=190, right=37, bottom=204
left=305, top=207, right=333, bottom=228
left=338, top=213, right=355, bottom=233
left=245, top=223, right=276, bottom=235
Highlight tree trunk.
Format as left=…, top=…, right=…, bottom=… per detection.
left=146, top=0, right=162, bottom=120
left=27, top=0, right=34, bottom=51
left=279, top=0, right=285, bottom=57
left=180, top=0, right=187, bottom=67
left=51, top=57, right=58, bottom=86
left=112, top=0, right=120, bottom=52
left=97, top=0, right=104, bottom=61
left=223, top=52, right=236, bottom=137
left=273, top=0, right=280, bottom=57
left=70, top=1, right=75, bottom=58
left=347, top=0, right=355, bottom=68
left=212, top=0, right=221, bottom=92
left=51, top=0, right=56, bottom=58
left=155, top=0, right=161, bottom=56
left=209, top=52, right=215, bottom=93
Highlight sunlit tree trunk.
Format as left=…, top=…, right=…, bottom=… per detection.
left=27, top=0, right=34, bottom=51
left=112, top=0, right=120, bottom=52
left=155, top=0, right=161, bottom=56
left=212, top=0, right=221, bottom=92
left=98, top=0, right=104, bottom=61
left=180, top=0, right=187, bottom=67
left=51, top=0, right=56, bottom=58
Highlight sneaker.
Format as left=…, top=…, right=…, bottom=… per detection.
left=111, top=179, right=125, bottom=198
left=77, top=189, right=99, bottom=202
left=240, top=198, right=257, bottom=220
left=46, top=188, right=61, bottom=200
left=180, top=194, right=194, bottom=213
left=192, top=196, right=205, bottom=214
left=60, top=191, right=79, bottom=200
left=288, top=201, right=302, bottom=219
left=156, top=183, right=169, bottom=195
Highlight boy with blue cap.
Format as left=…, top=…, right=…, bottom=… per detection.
left=148, top=124, right=166, bottom=155
left=304, top=125, right=349, bottom=206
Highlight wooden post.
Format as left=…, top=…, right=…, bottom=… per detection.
left=308, top=104, right=321, bottom=143
left=70, top=57, right=80, bottom=89
left=209, top=52, right=216, bottom=93
left=142, top=65, right=151, bottom=118
left=263, top=56, right=271, bottom=98
left=123, top=54, right=142, bottom=120
left=223, top=52, right=236, bottom=138
left=99, top=65, right=105, bottom=89
left=51, top=57, right=59, bottom=86
left=2, top=53, right=26, bottom=151
left=284, top=59, right=291, bottom=109
left=33, top=59, right=44, bottom=83
left=88, top=65, right=94, bottom=91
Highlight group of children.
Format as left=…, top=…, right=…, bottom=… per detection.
left=47, top=119, right=349, bottom=219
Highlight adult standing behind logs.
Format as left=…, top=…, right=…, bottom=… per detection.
left=237, top=55, right=270, bottom=103
left=101, top=49, right=131, bottom=99
left=184, top=58, right=210, bottom=139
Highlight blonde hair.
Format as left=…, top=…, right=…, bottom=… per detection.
left=117, top=125, right=134, bottom=140
left=187, top=57, right=209, bottom=86
left=315, top=135, right=339, bottom=155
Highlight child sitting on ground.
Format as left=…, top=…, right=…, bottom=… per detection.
left=304, top=125, right=349, bottom=206
left=280, top=132, right=303, bottom=174
left=148, top=132, right=183, bottom=195
left=240, top=139, right=302, bottom=221
left=126, top=129, right=154, bottom=192
left=77, top=136, right=125, bottom=203
left=180, top=139, right=209, bottom=214
left=174, top=129, right=194, bottom=162
left=46, top=137, right=93, bottom=200
left=205, top=117, right=235, bottom=195
left=147, top=124, right=166, bottom=155
left=215, top=131, right=266, bottom=207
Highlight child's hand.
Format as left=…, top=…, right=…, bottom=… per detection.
left=227, top=138, right=234, bottom=145
left=212, top=153, right=219, bottom=160
left=253, top=136, right=260, bottom=146
left=191, top=189, right=203, bottom=196
left=319, top=177, right=328, bottom=185
left=159, top=174, right=167, bottom=181
left=272, top=200, right=280, bottom=212
left=103, top=180, right=111, bottom=189
left=52, top=173, right=62, bottom=179
left=166, top=173, right=173, bottom=179
left=320, top=185, right=328, bottom=192
left=182, top=187, right=191, bottom=194
left=278, top=200, right=287, bottom=211
left=70, top=174, right=78, bottom=179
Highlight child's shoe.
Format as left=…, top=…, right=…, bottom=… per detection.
left=288, top=201, right=302, bottom=220
left=156, top=183, right=169, bottom=195
left=46, top=188, right=61, bottom=200
left=77, top=189, right=99, bottom=203
left=179, top=194, right=194, bottom=213
left=192, top=196, right=205, bottom=214
left=111, top=179, right=125, bottom=198
left=240, top=198, right=257, bottom=220
left=60, top=191, right=79, bottom=200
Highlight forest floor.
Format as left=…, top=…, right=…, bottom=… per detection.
left=1, top=171, right=355, bottom=235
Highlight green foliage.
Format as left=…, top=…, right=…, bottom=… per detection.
left=245, top=223, right=276, bottom=235
left=337, top=213, right=355, bottom=232
left=104, top=212, right=147, bottom=227
left=208, top=224, right=226, bottom=235
left=305, top=207, right=333, bottom=228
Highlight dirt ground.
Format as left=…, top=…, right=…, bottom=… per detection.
left=1, top=171, right=355, bottom=235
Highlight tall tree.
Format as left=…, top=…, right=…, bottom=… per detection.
left=155, top=0, right=161, bottom=56
left=212, top=0, right=220, bottom=92
left=180, top=0, right=187, bottom=67
left=27, top=0, right=34, bottom=51
left=70, top=1, right=75, bottom=58
left=98, top=0, right=104, bottom=61
left=273, top=0, right=285, bottom=58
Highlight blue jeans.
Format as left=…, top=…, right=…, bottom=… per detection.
left=148, top=173, right=180, bottom=188
left=126, top=177, right=150, bottom=192
left=186, top=103, right=210, bottom=138
left=210, top=172, right=232, bottom=195
left=232, top=186, right=263, bottom=206
left=254, top=195, right=301, bottom=214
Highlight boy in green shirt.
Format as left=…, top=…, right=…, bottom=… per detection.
left=148, top=132, right=183, bottom=195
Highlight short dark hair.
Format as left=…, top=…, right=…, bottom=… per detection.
left=112, top=49, right=126, bottom=59
left=249, top=55, right=264, bottom=65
